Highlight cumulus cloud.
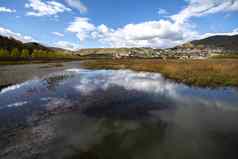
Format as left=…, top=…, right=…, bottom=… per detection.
left=65, top=68, right=238, bottom=111
left=0, top=6, right=16, bottom=13
left=67, top=17, right=95, bottom=41
left=68, top=18, right=198, bottom=48
left=0, top=27, right=35, bottom=42
left=65, top=0, right=87, bottom=13
left=25, top=0, right=71, bottom=16
left=93, top=21, right=198, bottom=48
left=67, top=0, right=238, bottom=48
left=54, top=41, right=80, bottom=51
left=66, top=14, right=198, bottom=48
left=66, top=69, right=177, bottom=96
left=52, top=32, right=64, bottom=37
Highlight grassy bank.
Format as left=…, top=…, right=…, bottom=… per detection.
left=211, top=54, right=238, bottom=59
left=0, top=58, right=80, bottom=65
left=0, top=60, right=77, bottom=65
left=81, top=59, right=238, bottom=87
left=0, top=54, right=83, bottom=65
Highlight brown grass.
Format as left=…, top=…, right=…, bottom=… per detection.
left=81, top=59, right=238, bottom=87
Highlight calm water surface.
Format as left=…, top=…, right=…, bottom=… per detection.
left=0, top=62, right=238, bottom=159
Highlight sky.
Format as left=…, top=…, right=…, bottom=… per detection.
left=0, top=0, right=238, bottom=50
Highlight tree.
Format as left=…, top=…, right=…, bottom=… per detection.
left=32, top=50, right=40, bottom=58
left=21, top=49, right=30, bottom=58
left=48, top=51, right=56, bottom=58
left=11, top=48, right=20, bottom=57
left=0, top=49, right=10, bottom=57
left=40, top=50, right=48, bottom=58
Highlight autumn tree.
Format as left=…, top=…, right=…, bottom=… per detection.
left=11, top=48, right=20, bottom=57
left=0, top=49, right=10, bottom=57
left=32, top=50, right=40, bottom=58
left=21, top=49, right=30, bottom=58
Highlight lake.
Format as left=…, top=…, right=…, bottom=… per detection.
left=0, top=61, right=238, bottom=159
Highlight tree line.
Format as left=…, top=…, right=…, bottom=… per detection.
left=0, top=48, right=74, bottom=59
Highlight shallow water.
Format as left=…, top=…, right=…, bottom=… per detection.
left=0, top=62, right=238, bottom=159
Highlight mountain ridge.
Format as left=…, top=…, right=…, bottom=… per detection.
left=0, top=34, right=237, bottom=59
left=0, top=35, right=71, bottom=53
left=190, top=34, right=238, bottom=50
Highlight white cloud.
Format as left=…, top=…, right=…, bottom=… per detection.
left=0, top=27, right=35, bottom=42
left=25, top=0, right=71, bottom=16
left=66, top=69, right=177, bottom=96
left=67, top=0, right=238, bottom=48
left=172, top=0, right=238, bottom=24
left=54, top=41, right=80, bottom=51
left=233, top=28, right=238, bottom=32
left=93, top=20, right=198, bottom=48
left=200, top=27, right=238, bottom=39
left=7, top=101, right=28, bottom=108
left=67, top=17, right=95, bottom=41
left=158, top=8, right=168, bottom=15
left=0, top=6, right=16, bottom=13
left=65, top=0, right=87, bottom=13
left=94, top=0, right=238, bottom=48
left=67, top=17, right=199, bottom=48
left=52, top=32, right=64, bottom=37
left=96, top=20, right=238, bottom=48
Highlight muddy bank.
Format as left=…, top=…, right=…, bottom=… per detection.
left=0, top=62, right=80, bottom=87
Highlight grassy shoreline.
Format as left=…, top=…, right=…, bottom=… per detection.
left=81, top=59, right=238, bottom=87
left=0, top=58, right=81, bottom=65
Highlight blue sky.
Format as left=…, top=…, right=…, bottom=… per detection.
left=0, top=0, right=238, bottom=50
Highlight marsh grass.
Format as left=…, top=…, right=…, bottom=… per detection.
left=82, top=59, right=238, bottom=87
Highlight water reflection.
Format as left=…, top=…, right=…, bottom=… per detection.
left=0, top=68, right=238, bottom=159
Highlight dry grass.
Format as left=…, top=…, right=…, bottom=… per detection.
left=81, top=59, right=238, bottom=87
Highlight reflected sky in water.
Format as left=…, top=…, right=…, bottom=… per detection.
left=0, top=67, right=238, bottom=159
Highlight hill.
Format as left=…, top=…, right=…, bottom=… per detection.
left=1, top=33, right=237, bottom=60
left=76, top=47, right=161, bottom=59
left=0, top=35, right=76, bottom=60
left=0, top=35, right=51, bottom=52
left=191, top=34, right=238, bottom=51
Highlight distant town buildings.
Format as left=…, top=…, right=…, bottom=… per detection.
left=77, top=44, right=235, bottom=60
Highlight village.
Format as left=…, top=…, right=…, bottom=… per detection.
left=75, top=41, right=237, bottom=60
left=110, top=45, right=226, bottom=60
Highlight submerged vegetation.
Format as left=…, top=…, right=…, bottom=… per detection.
left=82, top=59, right=238, bottom=87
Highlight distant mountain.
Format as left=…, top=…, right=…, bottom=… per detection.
left=0, top=35, right=24, bottom=51
left=24, top=42, right=51, bottom=52
left=0, top=35, right=71, bottom=53
left=2, top=33, right=237, bottom=59
left=190, top=34, right=238, bottom=51
left=75, top=47, right=161, bottom=58
left=0, top=35, right=51, bottom=52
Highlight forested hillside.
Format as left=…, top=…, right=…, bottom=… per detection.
left=0, top=35, right=75, bottom=59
